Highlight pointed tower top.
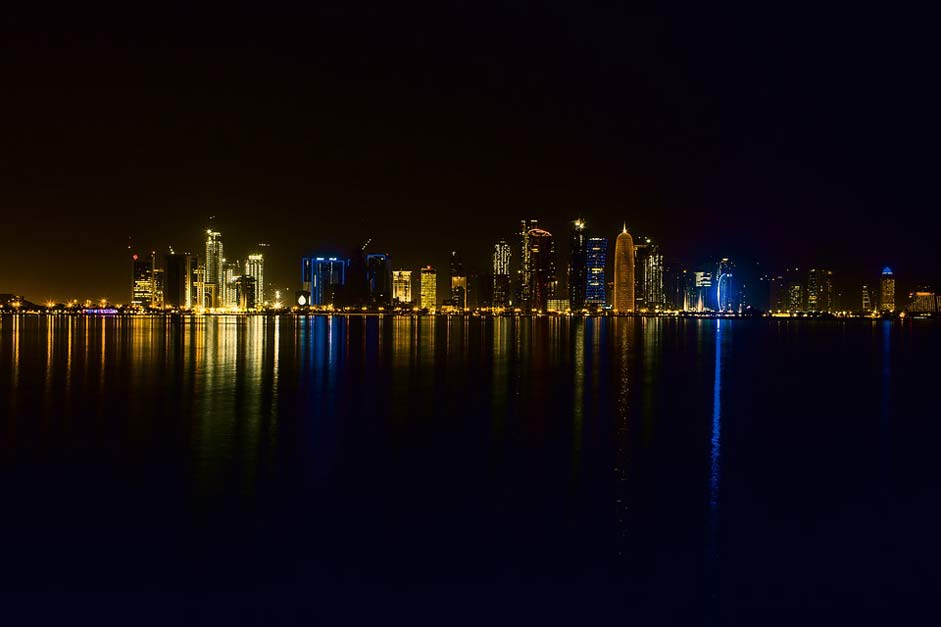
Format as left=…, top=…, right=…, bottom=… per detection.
left=622, top=222, right=627, bottom=234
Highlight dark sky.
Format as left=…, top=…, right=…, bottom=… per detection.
left=2, top=1, right=939, bottom=302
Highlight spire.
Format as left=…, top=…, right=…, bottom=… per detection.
left=622, top=221, right=627, bottom=234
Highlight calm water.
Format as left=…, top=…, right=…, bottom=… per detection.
left=1, top=315, right=938, bottom=622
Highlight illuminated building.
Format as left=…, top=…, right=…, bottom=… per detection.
left=784, top=268, right=804, bottom=311
left=152, top=268, right=165, bottom=308
left=392, top=270, right=413, bottom=305
left=365, top=253, right=392, bottom=307
left=862, top=284, right=872, bottom=311
left=235, top=275, right=256, bottom=310
left=245, top=254, right=265, bottom=306
left=420, top=265, right=437, bottom=310
left=715, top=258, right=734, bottom=312
left=223, top=259, right=240, bottom=307
left=449, top=250, right=466, bottom=309
left=908, top=290, right=938, bottom=313
left=769, top=275, right=787, bottom=312
left=634, top=237, right=664, bottom=310
left=613, top=225, right=635, bottom=313
left=492, top=240, right=512, bottom=307
left=880, top=267, right=895, bottom=311
left=586, top=237, right=607, bottom=306
left=547, top=298, right=567, bottom=312
left=518, top=219, right=539, bottom=308
left=131, top=253, right=154, bottom=307
left=204, top=229, right=224, bottom=307
left=806, top=268, right=834, bottom=312
left=526, top=228, right=556, bottom=312
left=694, top=271, right=712, bottom=312
left=301, top=256, right=347, bottom=306
left=569, top=219, right=588, bottom=310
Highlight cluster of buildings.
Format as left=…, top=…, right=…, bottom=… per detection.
left=129, top=229, right=271, bottom=311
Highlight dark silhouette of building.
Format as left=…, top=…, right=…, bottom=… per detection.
left=569, top=219, right=587, bottom=310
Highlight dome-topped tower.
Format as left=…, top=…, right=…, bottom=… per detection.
left=613, top=224, right=635, bottom=313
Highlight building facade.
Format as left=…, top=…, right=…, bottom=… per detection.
left=392, top=270, right=412, bottom=306
left=880, top=267, right=895, bottom=311
left=420, top=266, right=437, bottom=310
left=493, top=240, right=512, bottom=308
left=569, top=220, right=588, bottom=311
left=204, top=229, right=224, bottom=308
left=245, top=254, right=265, bottom=307
left=586, top=237, right=607, bottom=307
left=613, top=226, right=635, bottom=313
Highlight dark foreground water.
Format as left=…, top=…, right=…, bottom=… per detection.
left=0, top=315, right=938, bottom=623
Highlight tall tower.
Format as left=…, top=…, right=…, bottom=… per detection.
left=585, top=237, right=608, bottom=307
left=519, top=219, right=539, bottom=308
left=492, top=240, right=512, bottom=307
left=527, top=228, right=555, bottom=312
left=613, top=225, right=635, bottom=313
left=569, top=219, right=588, bottom=311
left=245, top=254, right=265, bottom=307
left=420, top=266, right=437, bottom=310
left=880, top=267, right=896, bottom=311
left=204, top=229, right=224, bottom=307
left=130, top=252, right=154, bottom=307
left=449, top=251, right=466, bottom=309
left=392, top=270, right=413, bottom=305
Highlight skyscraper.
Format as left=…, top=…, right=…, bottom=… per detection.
left=245, top=253, right=265, bottom=307
left=163, top=252, right=195, bottom=309
left=131, top=253, right=154, bottom=307
left=526, top=228, right=556, bottom=312
left=585, top=237, right=607, bottom=307
left=769, top=275, right=787, bottom=312
left=613, top=225, right=635, bottom=313
left=492, top=240, right=512, bottom=308
left=569, top=219, right=588, bottom=311
left=301, top=256, right=347, bottom=306
left=449, top=250, right=466, bottom=309
left=365, top=253, right=392, bottom=307
left=519, top=219, right=539, bottom=309
left=223, top=259, right=240, bottom=308
left=634, top=237, right=664, bottom=311
left=715, top=258, right=735, bottom=312
left=235, top=275, right=256, bottom=310
left=420, top=266, right=437, bottom=310
left=880, top=267, right=896, bottom=311
left=392, top=270, right=412, bottom=306
left=862, top=284, right=872, bottom=312
left=805, top=268, right=834, bottom=312
left=205, top=229, right=224, bottom=308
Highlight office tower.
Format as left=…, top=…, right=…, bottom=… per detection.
left=693, top=271, right=713, bottom=311
left=526, top=228, right=556, bottom=311
left=634, top=238, right=664, bottom=310
left=131, top=253, right=154, bottom=307
left=365, top=253, right=392, bottom=307
left=586, top=237, right=608, bottom=307
left=204, top=229, right=224, bottom=307
left=715, top=258, right=735, bottom=312
left=880, top=267, right=896, bottom=311
left=493, top=240, right=512, bottom=308
left=420, top=266, right=437, bottom=310
left=245, top=254, right=265, bottom=307
left=908, top=288, right=938, bottom=313
left=806, top=268, right=833, bottom=312
left=222, top=259, right=240, bottom=307
left=472, top=272, right=491, bottom=309
left=301, top=256, right=347, bottom=306
left=862, top=284, right=872, bottom=311
left=152, top=268, right=165, bottom=308
left=569, top=219, right=588, bottom=310
left=235, top=275, right=256, bottom=310
left=449, top=250, right=467, bottom=309
left=392, top=270, right=413, bottom=305
left=782, top=268, right=804, bottom=312
left=613, top=226, right=635, bottom=313
left=163, top=252, right=194, bottom=308
left=519, top=219, right=539, bottom=308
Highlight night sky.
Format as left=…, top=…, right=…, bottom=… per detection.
left=2, top=2, right=939, bottom=302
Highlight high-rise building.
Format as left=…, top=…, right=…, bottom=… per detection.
left=769, top=275, right=787, bottom=312
left=694, top=271, right=713, bottom=311
left=613, top=226, right=635, bottom=313
left=392, top=270, right=413, bottom=306
left=204, top=229, right=224, bottom=308
left=152, top=268, right=165, bottom=308
left=519, top=219, right=539, bottom=308
left=806, top=268, right=834, bottom=312
left=163, top=252, right=195, bottom=308
left=862, top=284, right=872, bottom=312
left=131, top=253, right=154, bottom=307
left=586, top=237, right=608, bottom=307
left=569, top=219, right=588, bottom=311
left=245, top=254, right=265, bottom=307
left=365, top=253, right=392, bottom=307
left=880, top=267, right=895, bottom=311
left=223, top=259, right=240, bottom=308
left=663, top=262, right=686, bottom=310
left=493, top=240, right=512, bottom=308
left=235, top=275, right=257, bottom=310
left=715, top=258, right=735, bottom=312
left=634, top=238, right=664, bottom=311
left=301, top=256, right=347, bottom=306
left=908, top=289, right=938, bottom=314
left=420, top=266, right=437, bottom=310
left=527, top=228, right=556, bottom=312
left=449, top=251, right=466, bottom=309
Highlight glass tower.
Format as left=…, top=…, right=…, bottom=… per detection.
left=585, top=237, right=607, bottom=306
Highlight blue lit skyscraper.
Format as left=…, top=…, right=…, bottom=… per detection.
left=301, top=256, right=347, bottom=306
left=586, top=237, right=607, bottom=306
